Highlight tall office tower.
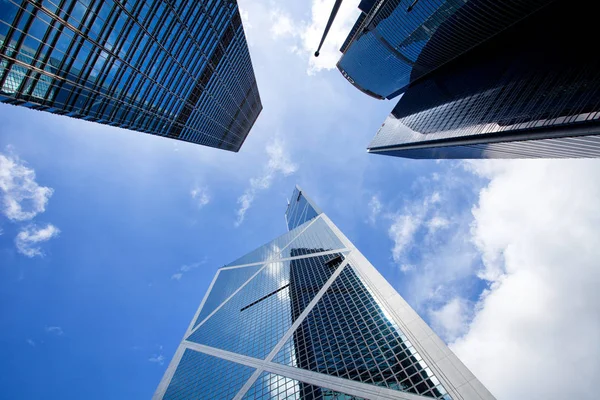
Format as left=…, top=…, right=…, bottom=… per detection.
left=0, top=0, right=261, bottom=151
left=336, top=0, right=600, bottom=158
left=154, top=186, right=495, bottom=400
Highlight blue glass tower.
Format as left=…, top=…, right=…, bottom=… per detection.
left=338, top=0, right=600, bottom=158
left=154, top=186, right=495, bottom=400
left=337, top=0, right=550, bottom=100
left=0, top=0, right=261, bottom=151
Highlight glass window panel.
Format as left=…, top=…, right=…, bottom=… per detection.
left=242, top=371, right=366, bottom=399
left=193, top=264, right=263, bottom=328
left=187, top=253, right=346, bottom=360
left=164, top=349, right=254, bottom=400
left=273, top=264, right=451, bottom=399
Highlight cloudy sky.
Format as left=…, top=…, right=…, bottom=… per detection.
left=1, top=1, right=599, bottom=399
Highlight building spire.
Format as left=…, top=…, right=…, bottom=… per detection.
left=314, top=0, right=344, bottom=57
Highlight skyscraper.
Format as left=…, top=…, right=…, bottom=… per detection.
left=154, top=186, right=495, bottom=400
left=333, top=0, right=600, bottom=158
left=0, top=0, right=261, bottom=152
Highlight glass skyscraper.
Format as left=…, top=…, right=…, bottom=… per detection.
left=154, top=186, right=495, bottom=400
left=338, top=0, right=600, bottom=158
left=0, top=0, right=261, bottom=151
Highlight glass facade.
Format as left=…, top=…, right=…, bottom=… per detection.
left=285, top=185, right=322, bottom=231
left=164, top=349, right=255, bottom=400
left=0, top=0, right=261, bottom=151
left=366, top=0, right=600, bottom=158
left=154, top=187, right=495, bottom=400
left=337, top=0, right=550, bottom=100
left=188, top=253, right=346, bottom=360
left=273, top=264, right=450, bottom=398
left=242, top=372, right=364, bottom=400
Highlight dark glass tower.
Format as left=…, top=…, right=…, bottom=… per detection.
left=154, top=186, right=495, bottom=400
left=0, top=0, right=261, bottom=151
left=338, top=0, right=600, bottom=158
left=337, top=0, right=550, bottom=100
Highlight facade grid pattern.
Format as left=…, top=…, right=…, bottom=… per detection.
left=163, top=349, right=255, bottom=400
left=242, top=371, right=365, bottom=400
left=187, top=253, right=345, bottom=361
left=193, top=264, right=263, bottom=329
left=274, top=264, right=451, bottom=399
left=366, top=0, right=600, bottom=159
left=337, top=0, right=551, bottom=99
left=0, top=0, right=261, bottom=151
left=285, top=186, right=322, bottom=230
left=154, top=188, right=495, bottom=400
left=225, top=218, right=317, bottom=268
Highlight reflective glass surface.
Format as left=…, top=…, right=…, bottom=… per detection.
left=367, top=0, right=600, bottom=159
left=242, top=371, right=365, bottom=400
left=187, top=253, right=346, bottom=360
left=227, top=216, right=346, bottom=268
left=0, top=0, right=261, bottom=151
left=279, top=217, right=346, bottom=259
left=285, top=186, right=322, bottom=230
left=164, top=349, right=255, bottom=400
left=193, top=265, right=263, bottom=328
left=226, top=218, right=314, bottom=267
left=274, top=265, right=451, bottom=399
left=157, top=188, right=494, bottom=399
left=338, top=0, right=550, bottom=99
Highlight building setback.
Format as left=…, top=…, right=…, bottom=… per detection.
left=154, top=186, right=495, bottom=400
left=0, top=0, right=261, bottom=151
left=336, top=0, right=600, bottom=158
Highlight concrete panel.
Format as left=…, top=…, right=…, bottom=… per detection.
left=435, top=356, right=468, bottom=388
left=448, top=352, right=476, bottom=382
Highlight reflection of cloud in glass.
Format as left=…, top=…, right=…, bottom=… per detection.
left=267, top=373, right=299, bottom=399
left=264, top=261, right=289, bottom=301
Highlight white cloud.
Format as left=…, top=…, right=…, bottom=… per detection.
left=235, top=138, right=297, bottom=226
left=0, top=151, right=59, bottom=257
left=170, top=273, right=183, bottom=281
left=450, top=160, right=600, bottom=399
left=235, top=191, right=254, bottom=227
left=303, top=0, right=362, bottom=74
left=426, top=216, right=449, bottom=234
left=429, top=297, right=471, bottom=343
left=270, top=9, right=299, bottom=38
left=190, top=186, right=210, bottom=208
left=239, top=8, right=252, bottom=30
left=171, top=259, right=207, bottom=280
left=383, top=168, right=485, bottom=315
left=268, top=1, right=361, bottom=75
left=26, top=339, right=36, bottom=347
left=388, top=214, right=419, bottom=263
left=148, top=354, right=165, bottom=365
left=0, top=153, right=54, bottom=221
left=387, top=188, right=450, bottom=267
left=367, top=195, right=382, bottom=224
left=45, top=326, right=63, bottom=336
left=149, top=345, right=165, bottom=365
left=399, top=264, right=415, bottom=273
left=15, top=224, right=60, bottom=257
left=266, top=138, right=298, bottom=176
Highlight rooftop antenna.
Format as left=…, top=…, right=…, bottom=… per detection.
left=314, top=0, right=344, bottom=57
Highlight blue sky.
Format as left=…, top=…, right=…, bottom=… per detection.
left=2, top=1, right=600, bottom=399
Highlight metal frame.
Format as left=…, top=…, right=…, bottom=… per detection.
left=0, top=0, right=262, bottom=151
left=154, top=208, right=495, bottom=399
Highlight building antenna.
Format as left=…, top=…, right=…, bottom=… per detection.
left=314, top=0, right=344, bottom=57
